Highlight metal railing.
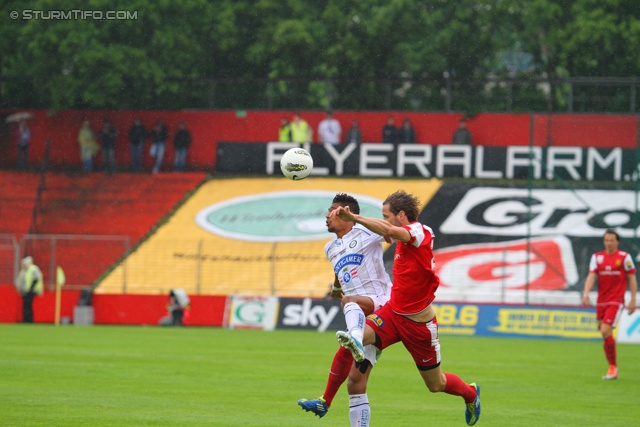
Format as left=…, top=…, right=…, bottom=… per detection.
left=18, top=235, right=130, bottom=291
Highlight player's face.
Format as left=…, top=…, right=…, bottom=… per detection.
left=326, top=203, right=349, bottom=234
left=382, top=204, right=401, bottom=226
left=603, top=233, right=619, bottom=253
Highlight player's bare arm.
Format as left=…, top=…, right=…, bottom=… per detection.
left=582, top=272, right=597, bottom=306
left=627, top=273, right=637, bottom=314
left=331, top=206, right=411, bottom=242
left=329, top=274, right=343, bottom=299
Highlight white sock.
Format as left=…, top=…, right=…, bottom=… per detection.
left=349, top=393, right=370, bottom=427
left=344, top=302, right=365, bottom=344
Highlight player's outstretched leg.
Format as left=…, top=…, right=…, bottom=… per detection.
left=298, top=397, right=328, bottom=418
left=336, top=330, right=365, bottom=362
left=465, top=383, right=481, bottom=426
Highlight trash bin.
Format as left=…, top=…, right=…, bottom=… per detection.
left=74, top=288, right=94, bottom=325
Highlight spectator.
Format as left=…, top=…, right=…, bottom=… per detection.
left=381, top=116, right=397, bottom=144
left=128, top=117, right=147, bottom=172
left=452, top=119, right=472, bottom=145
left=344, top=120, right=362, bottom=144
left=317, top=111, right=342, bottom=144
left=278, top=117, right=292, bottom=142
left=398, top=118, right=416, bottom=144
left=290, top=113, right=312, bottom=144
left=16, top=120, right=31, bottom=170
left=173, top=121, right=192, bottom=172
left=78, top=119, right=98, bottom=172
left=149, top=119, right=169, bottom=174
left=14, top=256, right=43, bottom=323
left=159, top=289, right=190, bottom=326
left=99, top=118, right=118, bottom=173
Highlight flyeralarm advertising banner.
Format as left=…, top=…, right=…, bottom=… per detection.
left=216, top=142, right=638, bottom=181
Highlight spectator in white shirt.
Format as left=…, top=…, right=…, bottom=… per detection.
left=317, top=111, right=342, bottom=144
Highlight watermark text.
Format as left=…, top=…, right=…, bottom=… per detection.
left=11, top=10, right=138, bottom=20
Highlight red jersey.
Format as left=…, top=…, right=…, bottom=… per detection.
left=389, top=221, right=440, bottom=315
left=588, top=249, right=636, bottom=305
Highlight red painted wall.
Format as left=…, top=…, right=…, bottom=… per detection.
left=0, top=285, right=228, bottom=326
left=1, top=109, right=637, bottom=170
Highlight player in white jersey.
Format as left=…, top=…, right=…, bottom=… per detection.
left=298, top=193, right=392, bottom=427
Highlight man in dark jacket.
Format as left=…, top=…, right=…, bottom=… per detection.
left=149, top=119, right=169, bottom=173
left=128, top=118, right=147, bottom=172
left=173, top=121, right=192, bottom=172
left=99, top=118, right=118, bottom=173
left=381, top=116, right=397, bottom=144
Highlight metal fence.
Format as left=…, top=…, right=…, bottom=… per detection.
left=0, top=235, right=19, bottom=286
left=17, top=235, right=130, bottom=291
left=182, top=76, right=640, bottom=114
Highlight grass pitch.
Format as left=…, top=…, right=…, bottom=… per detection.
left=1, top=324, right=638, bottom=426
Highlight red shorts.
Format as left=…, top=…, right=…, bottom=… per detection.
left=366, top=303, right=441, bottom=370
left=595, top=303, right=624, bottom=327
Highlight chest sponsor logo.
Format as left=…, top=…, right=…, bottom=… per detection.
left=334, top=254, right=364, bottom=274
left=441, top=187, right=640, bottom=237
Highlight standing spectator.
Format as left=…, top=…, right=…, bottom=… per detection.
left=582, top=228, right=637, bottom=380
left=16, top=120, right=31, bottom=169
left=344, top=120, right=362, bottom=144
left=330, top=190, right=481, bottom=426
left=317, top=111, right=342, bottom=144
left=99, top=118, right=118, bottom=173
left=78, top=119, right=98, bottom=172
left=381, top=116, right=397, bottom=144
left=398, top=118, right=416, bottom=144
left=149, top=119, right=168, bottom=174
left=452, top=119, right=472, bottom=145
left=128, top=117, right=147, bottom=172
left=290, top=113, right=312, bottom=144
left=14, top=256, right=43, bottom=323
left=173, top=121, right=192, bottom=172
left=278, top=117, right=292, bottom=142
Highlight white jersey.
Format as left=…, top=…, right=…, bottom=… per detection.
left=317, top=118, right=342, bottom=144
left=324, top=224, right=392, bottom=298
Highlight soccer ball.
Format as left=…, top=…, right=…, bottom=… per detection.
left=280, top=148, right=313, bottom=180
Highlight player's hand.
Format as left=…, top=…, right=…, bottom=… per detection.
left=333, top=205, right=355, bottom=222
left=582, top=295, right=591, bottom=306
left=628, top=302, right=636, bottom=315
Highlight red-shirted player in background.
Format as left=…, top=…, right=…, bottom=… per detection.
left=582, top=228, right=638, bottom=380
left=330, top=190, right=481, bottom=426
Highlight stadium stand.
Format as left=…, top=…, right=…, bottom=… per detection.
left=0, top=171, right=207, bottom=288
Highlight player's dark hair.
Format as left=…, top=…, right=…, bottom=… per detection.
left=604, top=228, right=620, bottom=241
left=333, top=193, right=360, bottom=214
left=384, top=190, right=420, bottom=222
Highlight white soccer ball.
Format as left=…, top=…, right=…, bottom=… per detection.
left=280, top=148, right=313, bottom=180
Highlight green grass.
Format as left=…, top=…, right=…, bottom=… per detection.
left=1, top=325, right=638, bottom=426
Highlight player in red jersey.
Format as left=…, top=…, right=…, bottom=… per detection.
left=330, top=190, right=481, bottom=426
left=582, top=228, right=637, bottom=380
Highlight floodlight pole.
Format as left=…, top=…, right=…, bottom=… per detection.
left=525, top=114, right=535, bottom=306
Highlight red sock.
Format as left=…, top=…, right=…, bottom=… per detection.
left=322, top=346, right=353, bottom=406
left=444, top=373, right=476, bottom=403
left=604, top=336, right=617, bottom=367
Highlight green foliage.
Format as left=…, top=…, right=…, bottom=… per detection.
left=1, top=0, right=639, bottom=111
left=1, top=324, right=640, bottom=426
